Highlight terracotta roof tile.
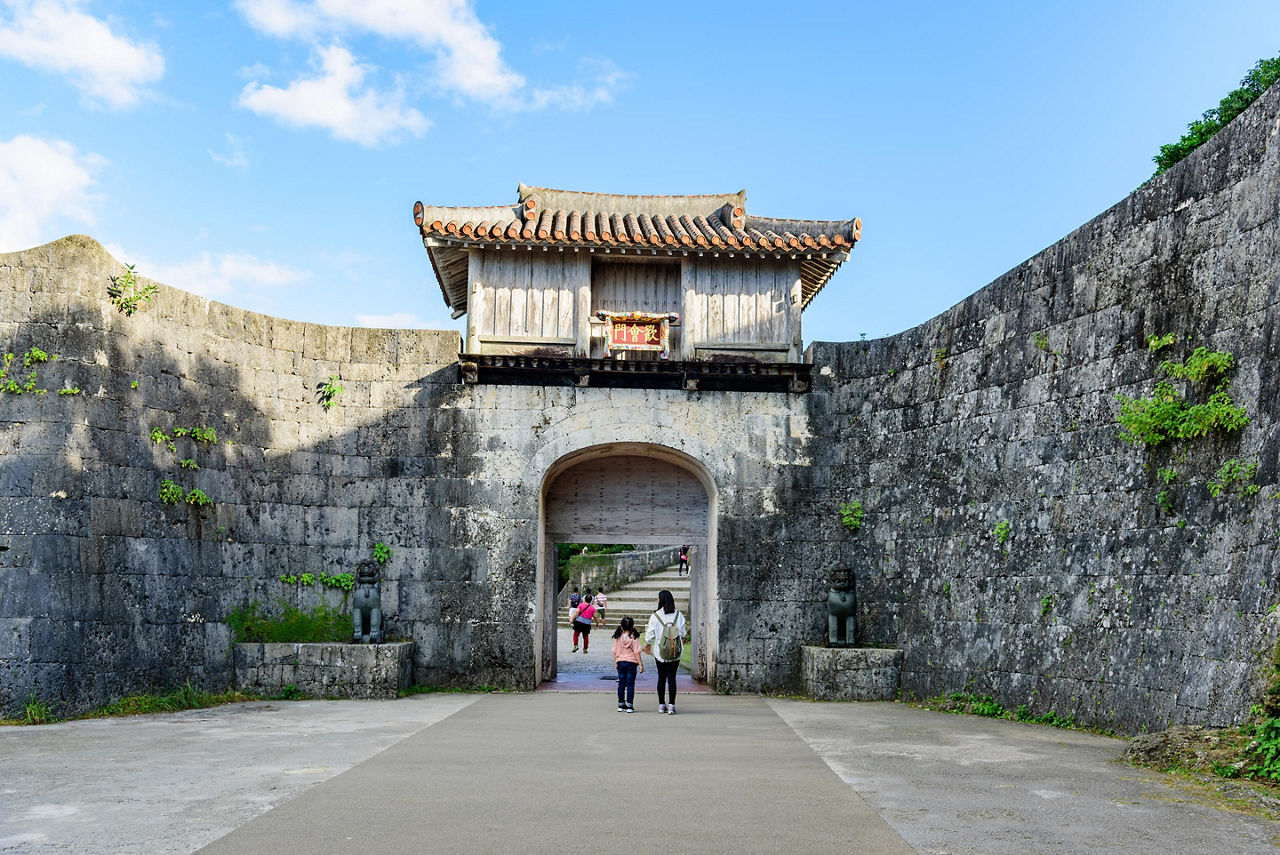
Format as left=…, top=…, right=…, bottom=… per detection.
left=412, top=186, right=860, bottom=315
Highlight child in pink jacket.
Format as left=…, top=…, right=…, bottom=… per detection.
left=611, top=616, right=644, bottom=712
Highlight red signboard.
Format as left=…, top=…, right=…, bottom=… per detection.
left=610, top=320, right=663, bottom=349
left=596, top=311, right=680, bottom=359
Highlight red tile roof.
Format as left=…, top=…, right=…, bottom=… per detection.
left=414, top=184, right=860, bottom=316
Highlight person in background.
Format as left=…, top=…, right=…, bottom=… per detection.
left=593, top=588, right=608, bottom=628
left=644, top=589, right=687, bottom=715
left=678, top=546, right=689, bottom=576
left=611, top=616, right=643, bottom=712
left=573, top=596, right=596, bottom=653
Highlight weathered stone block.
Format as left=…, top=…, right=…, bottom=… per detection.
left=233, top=641, right=413, bottom=699
left=801, top=646, right=903, bottom=701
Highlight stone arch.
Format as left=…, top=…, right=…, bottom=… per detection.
left=534, top=442, right=719, bottom=687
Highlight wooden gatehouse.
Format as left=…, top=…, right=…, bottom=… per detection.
left=413, top=184, right=860, bottom=391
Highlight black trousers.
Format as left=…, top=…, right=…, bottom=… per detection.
left=656, top=659, right=678, bottom=704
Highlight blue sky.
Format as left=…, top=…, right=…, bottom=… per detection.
left=1, top=1, right=1278, bottom=344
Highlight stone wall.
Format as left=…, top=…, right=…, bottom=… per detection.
left=0, top=238, right=809, bottom=714
left=798, top=82, right=1280, bottom=731
left=0, top=239, right=465, bottom=714
left=233, top=642, right=413, bottom=699
left=5, top=83, right=1280, bottom=730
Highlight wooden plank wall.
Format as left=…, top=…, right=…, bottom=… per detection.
left=590, top=260, right=681, bottom=313
left=544, top=455, right=708, bottom=543
left=590, top=260, right=681, bottom=359
left=470, top=251, right=588, bottom=342
left=681, top=258, right=798, bottom=348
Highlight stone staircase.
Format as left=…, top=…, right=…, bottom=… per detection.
left=559, top=566, right=690, bottom=630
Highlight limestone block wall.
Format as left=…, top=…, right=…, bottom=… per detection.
left=0, top=237, right=812, bottom=714
left=437, top=381, right=811, bottom=692
left=800, top=82, right=1280, bottom=731
left=0, top=237, right=465, bottom=715
left=7, top=82, right=1280, bottom=728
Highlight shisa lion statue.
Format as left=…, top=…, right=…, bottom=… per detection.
left=352, top=561, right=384, bottom=644
left=827, top=566, right=856, bottom=647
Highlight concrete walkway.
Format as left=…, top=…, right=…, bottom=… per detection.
left=3, top=694, right=1278, bottom=854
left=538, top=626, right=711, bottom=694
left=197, top=694, right=910, bottom=855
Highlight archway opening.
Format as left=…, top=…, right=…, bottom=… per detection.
left=536, top=443, right=716, bottom=688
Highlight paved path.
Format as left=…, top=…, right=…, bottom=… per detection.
left=770, top=699, right=1280, bottom=854
left=197, top=694, right=910, bottom=855
left=538, top=626, right=710, bottom=695
left=0, top=695, right=478, bottom=854
left=3, top=695, right=1278, bottom=854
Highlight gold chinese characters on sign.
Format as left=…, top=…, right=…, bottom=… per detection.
left=596, top=311, right=680, bottom=359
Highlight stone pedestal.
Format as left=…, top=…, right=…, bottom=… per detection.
left=801, top=646, right=902, bottom=701
left=234, top=642, right=414, bottom=699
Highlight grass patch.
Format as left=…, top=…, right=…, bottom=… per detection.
left=2, top=680, right=257, bottom=726
left=226, top=600, right=349, bottom=644
left=87, top=680, right=254, bottom=718
left=1123, top=722, right=1280, bottom=820
left=909, top=691, right=1110, bottom=735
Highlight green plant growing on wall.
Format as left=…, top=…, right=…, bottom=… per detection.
left=130, top=380, right=139, bottom=389
left=190, top=426, right=217, bottom=444
left=57, top=387, right=80, bottom=396
left=1033, top=331, right=1050, bottom=352
left=179, top=458, right=199, bottom=470
left=1208, top=458, right=1260, bottom=498
left=933, top=346, right=947, bottom=369
left=1039, top=595, right=1054, bottom=617
left=319, top=571, right=355, bottom=592
left=1, top=348, right=57, bottom=395
left=1147, top=332, right=1176, bottom=353
left=372, top=542, right=392, bottom=565
left=107, top=263, right=158, bottom=315
left=838, top=501, right=864, bottom=534
left=1116, top=346, right=1248, bottom=447
left=319, top=375, right=345, bottom=409
left=993, top=520, right=1011, bottom=544
left=158, top=479, right=183, bottom=505
left=184, top=488, right=212, bottom=508
left=1159, top=347, right=1233, bottom=382
left=150, top=427, right=170, bottom=445
left=1156, top=490, right=1176, bottom=516
left=1154, top=55, right=1280, bottom=175
left=1157, top=467, right=1178, bottom=485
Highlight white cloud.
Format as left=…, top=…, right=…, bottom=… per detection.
left=235, top=0, right=523, bottom=101
left=0, top=0, right=164, bottom=108
left=105, top=245, right=309, bottom=300
left=356, top=312, right=428, bottom=328
left=518, top=58, right=631, bottom=112
left=239, top=44, right=428, bottom=147
left=0, top=134, right=105, bottom=252
left=208, top=133, right=249, bottom=169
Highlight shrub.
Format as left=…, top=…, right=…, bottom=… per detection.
left=226, top=601, right=349, bottom=644
left=1246, top=717, right=1280, bottom=781
left=1154, top=56, right=1280, bottom=174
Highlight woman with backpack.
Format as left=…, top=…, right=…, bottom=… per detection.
left=644, top=589, right=687, bottom=715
